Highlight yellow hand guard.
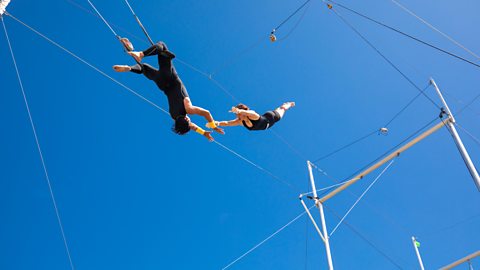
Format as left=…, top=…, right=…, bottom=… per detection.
left=195, top=127, right=206, bottom=135
left=206, top=121, right=218, bottom=129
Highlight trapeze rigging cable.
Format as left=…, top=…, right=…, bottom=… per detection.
left=5, top=12, right=168, bottom=114
left=390, top=0, right=480, bottom=61
left=272, top=0, right=312, bottom=34
left=456, top=92, right=480, bottom=116
left=328, top=5, right=442, bottom=110
left=346, top=115, right=440, bottom=182
left=221, top=206, right=314, bottom=270
left=4, top=4, right=453, bottom=269
left=455, top=123, right=480, bottom=148
left=329, top=159, right=395, bottom=237
left=324, top=203, right=406, bottom=269
left=84, top=0, right=239, bottom=101
left=211, top=0, right=312, bottom=76
left=78, top=4, right=472, bottom=268
left=311, top=83, right=432, bottom=164
left=84, top=0, right=313, bottom=166
left=4, top=12, right=298, bottom=193
left=275, top=1, right=311, bottom=42
left=312, top=129, right=378, bottom=163
left=1, top=16, right=75, bottom=270
left=382, top=83, right=432, bottom=128
left=327, top=0, right=480, bottom=69
left=86, top=0, right=118, bottom=38
left=122, top=0, right=154, bottom=45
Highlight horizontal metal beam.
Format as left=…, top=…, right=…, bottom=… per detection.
left=319, top=120, right=446, bottom=203
left=439, top=250, right=480, bottom=270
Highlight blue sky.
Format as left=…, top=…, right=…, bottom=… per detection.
left=1, top=0, right=479, bottom=269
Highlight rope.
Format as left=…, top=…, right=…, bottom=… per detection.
left=210, top=35, right=265, bottom=77
left=7, top=13, right=299, bottom=192
left=66, top=0, right=145, bottom=44
left=86, top=0, right=119, bottom=38
left=300, top=179, right=354, bottom=196
left=6, top=13, right=169, bottom=114
left=67, top=0, right=234, bottom=104
left=328, top=6, right=442, bottom=109
left=213, top=141, right=297, bottom=190
left=2, top=16, right=75, bottom=270
left=455, top=123, right=480, bottom=148
left=221, top=206, right=313, bottom=270
left=456, top=92, right=480, bottom=116
left=329, top=159, right=395, bottom=236
left=273, top=0, right=312, bottom=32
left=324, top=204, right=405, bottom=269
left=328, top=0, right=480, bottom=69
left=383, top=83, right=431, bottom=127
left=310, top=162, right=343, bottom=183
left=311, top=82, right=431, bottom=164
left=122, top=0, right=154, bottom=45
left=276, top=1, right=311, bottom=42
left=208, top=0, right=313, bottom=76
left=81, top=0, right=312, bottom=165
left=390, top=0, right=480, bottom=61
left=312, top=129, right=378, bottom=163
left=271, top=130, right=308, bottom=160
left=347, top=116, right=440, bottom=181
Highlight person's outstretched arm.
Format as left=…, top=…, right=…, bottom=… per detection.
left=230, top=107, right=261, bottom=120
left=189, top=122, right=214, bottom=141
left=218, top=119, right=242, bottom=127
left=184, top=98, right=225, bottom=134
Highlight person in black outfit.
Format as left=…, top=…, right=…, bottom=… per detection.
left=216, top=102, right=295, bottom=131
left=113, top=39, right=224, bottom=141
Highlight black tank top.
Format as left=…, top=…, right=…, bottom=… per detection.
left=242, top=116, right=269, bottom=131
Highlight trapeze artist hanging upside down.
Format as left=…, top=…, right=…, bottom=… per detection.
left=113, top=39, right=225, bottom=141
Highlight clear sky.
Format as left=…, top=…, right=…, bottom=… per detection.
left=1, top=0, right=479, bottom=269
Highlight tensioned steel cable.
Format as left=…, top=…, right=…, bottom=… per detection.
left=273, top=0, right=312, bottom=32
left=328, top=0, right=480, bottom=69
left=328, top=6, right=442, bottom=109
left=221, top=206, right=314, bottom=270
left=383, top=83, right=432, bottom=128
left=324, top=204, right=405, bottom=269
left=2, top=15, right=75, bottom=270
left=329, top=159, right=395, bottom=236
left=345, top=116, right=440, bottom=181
left=390, top=0, right=480, bottom=60
left=312, top=129, right=378, bottom=163
left=6, top=12, right=298, bottom=193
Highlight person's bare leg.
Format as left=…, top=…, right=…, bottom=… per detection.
left=112, top=65, right=132, bottom=72
left=275, top=102, right=295, bottom=118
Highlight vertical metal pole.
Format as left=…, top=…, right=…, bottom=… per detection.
left=307, top=161, right=334, bottom=270
left=412, top=237, right=425, bottom=270
left=299, top=196, right=326, bottom=242
left=430, top=78, right=480, bottom=191
left=307, top=161, right=319, bottom=199
left=319, top=202, right=334, bottom=270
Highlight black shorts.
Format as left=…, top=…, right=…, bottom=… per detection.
left=263, top=110, right=281, bottom=129
left=244, top=110, right=281, bottom=131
